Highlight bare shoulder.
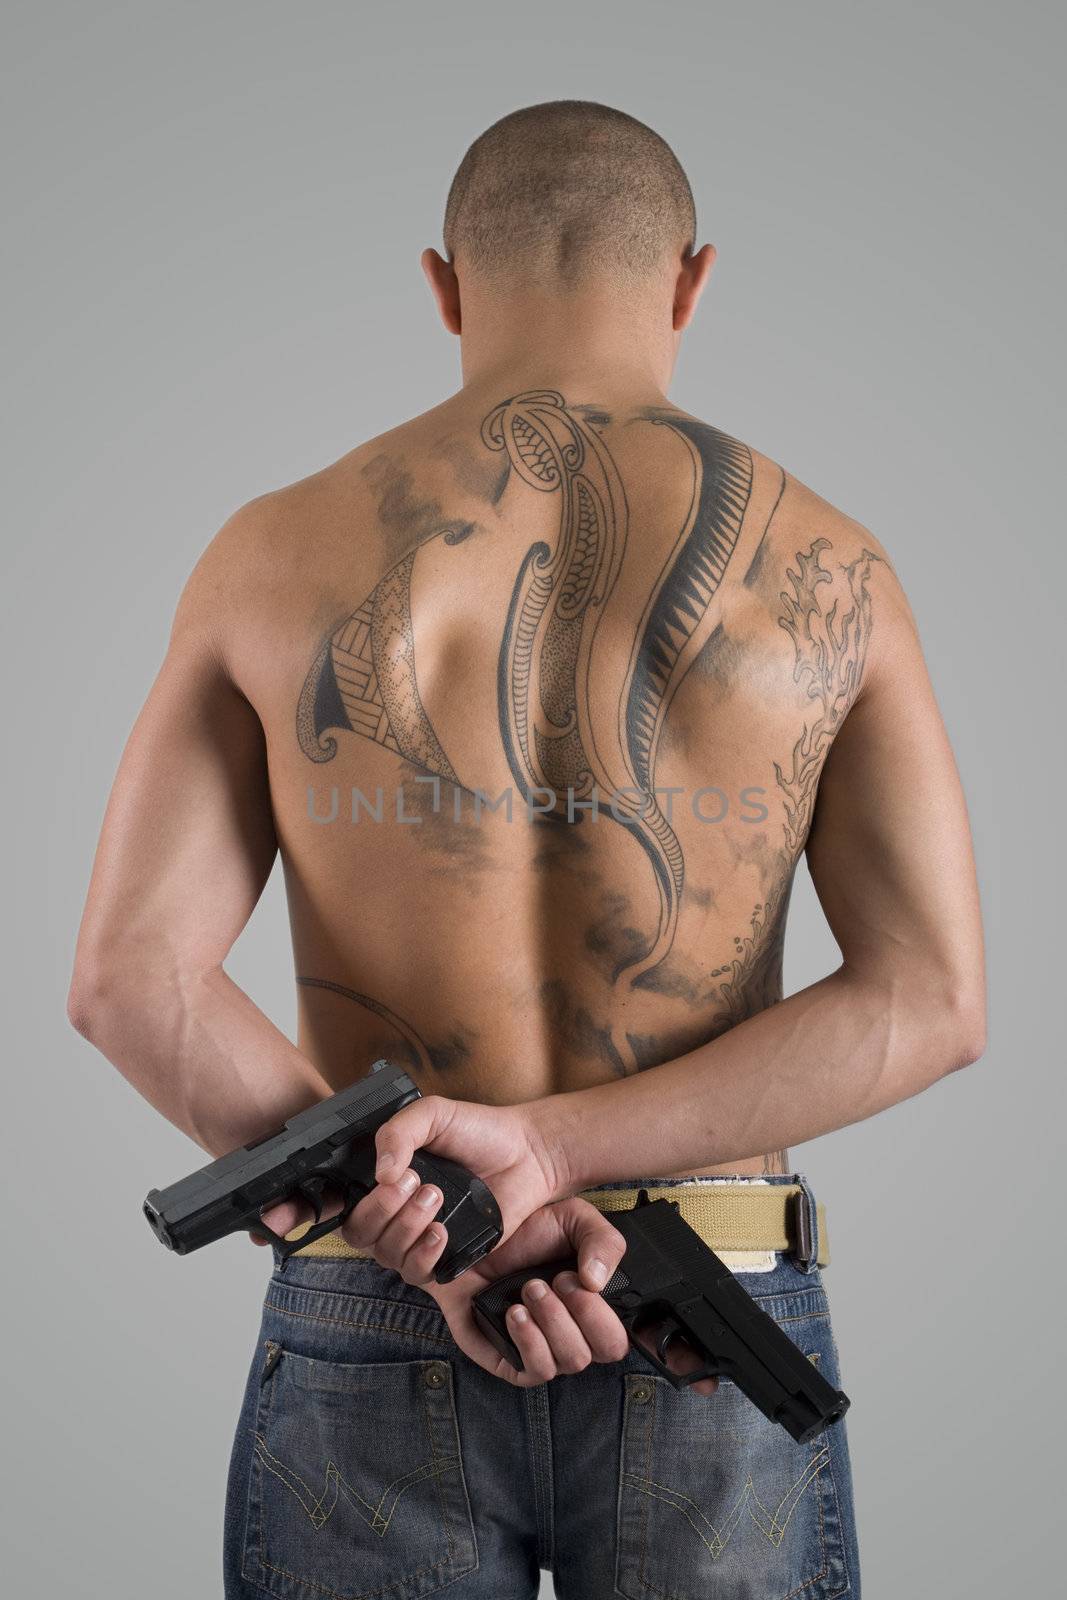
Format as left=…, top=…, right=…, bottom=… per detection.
left=743, top=446, right=889, bottom=573
left=195, top=436, right=395, bottom=574
left=169, top=420, right=421, bottom=667
left=650, top=405, right=896, bottom=586
left=738, top=445, right=919, bottom=686
left=187, top=392, right=473, bottom=589
left=168, top=395, right=484, bottom=707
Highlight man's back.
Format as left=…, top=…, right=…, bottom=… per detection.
left=68, top=102, right=983, bottom=1600
left=71, top=96, right=981, bottom=1184
left=215, top=382, right=886, bottom=1172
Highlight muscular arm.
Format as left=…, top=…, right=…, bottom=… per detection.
left=534, top=556, right=987, bottom=1194
left=67, top=526, right=331, bottom=1158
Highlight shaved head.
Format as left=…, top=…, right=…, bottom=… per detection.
left=443, top=101, right=696, bottom=286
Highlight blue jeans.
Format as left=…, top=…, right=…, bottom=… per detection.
left=224, top=1173, right=860, bottom=1598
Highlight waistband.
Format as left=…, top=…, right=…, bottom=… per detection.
left=287, top=1172, right=829, bottom=1271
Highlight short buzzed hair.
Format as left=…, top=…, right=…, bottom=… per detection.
left=443, top=101, right=696, bottom=285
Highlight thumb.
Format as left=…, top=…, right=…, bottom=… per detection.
left=558, top=1198, right=628, bottom=1292
left=374, top=1094, right=454, bottom=1182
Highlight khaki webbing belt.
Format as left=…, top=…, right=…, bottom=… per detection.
left=288, top=1181, right=830, bottom=1267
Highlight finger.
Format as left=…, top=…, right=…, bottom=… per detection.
left=666, top=1335, right=719, bottom=1397
left=340, top=1168, right=421, bottom=1247
left=259, top=1187, right=345, bottom=1242
left=372, top=1183, right=444, bottom=1269
left=550, top=1271, right=631, bottom=1363
left=504, top=1300, right=558, bottom=1385
left=473, top=1207, right=579, bottom=1281
left=429, top=1277, right=551, bottom=1387
left=374, top=1095, right=455, bottom=1183
left=258, top=1196, right=313, bottom=1240
left=653, top=1324, right=719, bottom=1395
left=632, top=1322, right=719, bottom=1397
left=568, top=1204, right=627, bottom=1293
left=475, top=1196, right=625, bottom=1285
left=519, top=1279, right=593, bottom=1375
left=397, top=1221, right=449, bottom=1286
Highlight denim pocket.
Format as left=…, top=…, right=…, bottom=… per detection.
left=615, top=1281, right=852, bottom=1599
left=241, top=1343, right=478, bottom=1599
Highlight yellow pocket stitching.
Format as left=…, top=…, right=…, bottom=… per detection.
left=253, top=1431, right=457, bottom=1537
left=623, top=1443, right=830, bottom=1560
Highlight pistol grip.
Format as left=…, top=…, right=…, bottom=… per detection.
left=471, top=1254, right=587, bottom=1368
left=470, top=1258, right=714, bottom=1387
left=407, top=1151, right=503, bottom=1282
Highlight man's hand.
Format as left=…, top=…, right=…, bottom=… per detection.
left=256, top=1092, right=560, bottom=1268
left=259, top=1093, right=718, bottom=1392
left=370, top=1093, right=567, bottom=1254
left=426, top=1198, right=719, bottom=1392
left=424, top=1195, right=632, bottom=1385
left=256, top=1096, right=635, bottom=1384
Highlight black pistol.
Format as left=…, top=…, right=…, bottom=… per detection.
left=472, top=1190, right=850, bottom=1442
left=143, top=1059, right=502, bottom=1279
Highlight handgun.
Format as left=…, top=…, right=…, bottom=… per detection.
left=143, top=1059, right=503, bottom=1279
left=472, top=1189, right=850, bottom=1442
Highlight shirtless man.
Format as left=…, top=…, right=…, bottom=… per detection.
left=69, top=102, right=984, bottom=1599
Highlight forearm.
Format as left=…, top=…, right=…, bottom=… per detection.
left=69, top=961, right=332, bottom=1157
left=534, top=964, right=984, bottom=1196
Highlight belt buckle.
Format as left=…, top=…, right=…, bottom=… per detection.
left=788, top=1185, right=816, bottom=1271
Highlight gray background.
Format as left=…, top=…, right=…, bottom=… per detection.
left=2, top=2, right=1062, bottom=1594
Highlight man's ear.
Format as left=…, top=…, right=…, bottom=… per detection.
left=421, top=248, right=462, bottom=335
left=672, top=243, right=716, bottom=332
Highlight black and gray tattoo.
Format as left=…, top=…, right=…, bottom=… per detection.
left=486, top=393, right=752, bottom=1006
left=295, top=393, right=879, bottom=1079
left=710, top=538, right=880, bottom=1036
left=296, top=976, right=472, bottom=1077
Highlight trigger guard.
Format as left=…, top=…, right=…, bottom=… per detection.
left=250, top=1221, right=287, bottom=1249
left=677, top=1360, right=720, bottom=1387
left=276, top=1211, right=344, bottom=1264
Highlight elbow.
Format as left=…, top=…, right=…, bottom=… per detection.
left=67, top=943, right=163, bottom=1046
left=66, top=985, right=92, bottom=1041
left=938, top=980, right=987, bottom=1074
left=67, top=958, right=121, bottom=1045
left=68, top=940, right=214, bottom=1050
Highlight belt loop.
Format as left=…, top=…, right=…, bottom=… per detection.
left=789, top=1176, right=820, bottom=1273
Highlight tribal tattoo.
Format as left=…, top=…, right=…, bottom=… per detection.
left=487, top=393, right=752, bottom=1006
left=296, top=976, right=472, bottom=1077
left=296, top=547, right=460, bottom=777
left=297, top=392, right=764, bottom=1069
left=295, top=393, right=879, bottom=1077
